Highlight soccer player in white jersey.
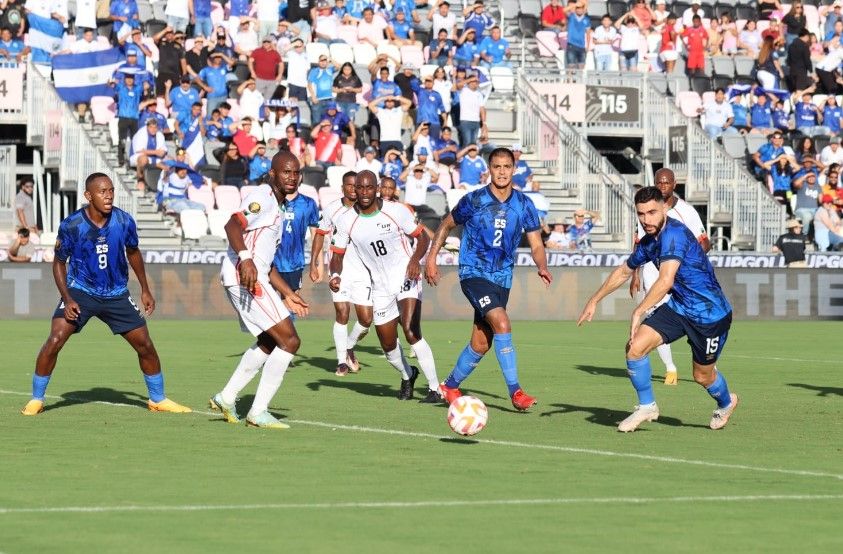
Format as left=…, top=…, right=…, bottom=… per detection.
left=329, top=171, right=442, bottom=402
left=630, top=168, right=711, bottom=385
left=210, top=152, right=310, bottom=429
left=309, top=170, right=374, bottom=376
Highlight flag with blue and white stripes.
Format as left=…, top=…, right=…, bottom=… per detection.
left=52, top=48, right=124, bottom=104
left=25, top=13, right=64, bottom=64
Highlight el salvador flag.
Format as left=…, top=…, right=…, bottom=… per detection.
left=26, top=13, right=65, bottom=64
left=182, top=118, right=206, bottom=169
left=52, top=48, right=124, bottom=104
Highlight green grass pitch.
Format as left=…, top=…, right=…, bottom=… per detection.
left=1, top=319, right=841, bottom=553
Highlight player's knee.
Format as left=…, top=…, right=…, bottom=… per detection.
left=134, top=337, right=157, bottom=358
left=285, top=333, right=301, bottom=354
left=358, top=313, right=373, bottom=327
left=42, top=332, right=69, bottom=355
left=692, top=365, right=715, bottom=386
left=626, top=341, right=649, bottom=360
left=335, top=305, right=350, bottom=324
left=401, top=325, right=419, bottom=344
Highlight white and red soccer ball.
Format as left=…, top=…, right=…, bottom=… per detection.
left=447, top=395, right=488, bottom=436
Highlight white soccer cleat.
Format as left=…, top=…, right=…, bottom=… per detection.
left=709, top=394, right=739, bottom=430
left=618, top=403, right=660, bottom=433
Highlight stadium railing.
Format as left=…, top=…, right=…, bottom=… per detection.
left=516, top=70, right=636, bottom=247
left=24, top=60, right=136, bottom=218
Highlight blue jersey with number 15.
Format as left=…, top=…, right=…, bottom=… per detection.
left=273, top=193, right=320, bottom=273
left=55, top=207, right=139, bottom=299
left=451, top=187, right=540, bottom=289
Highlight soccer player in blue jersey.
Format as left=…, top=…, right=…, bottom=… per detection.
left=578, top=186, right=739, bottom=432
left=425, top=147, right=553, bottom=411
left=273, top=169, right=320, bottom=294
left=21, top=173, right=191, bottom=416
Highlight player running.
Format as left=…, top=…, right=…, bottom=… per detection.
left=425, top=147, right=552, bottom=411
left=273, top=160, right=320, bottom=295
left=309, top=170, right=374, bottom=376
left=629, top=168, right=711, bottom=386
left=210, top=151, right=310, bottom=429
left=21, top=173, right=190, bottom=415
left=329, top=170, right=442, bottom=402
left=578, top=186, right=738, bottom=432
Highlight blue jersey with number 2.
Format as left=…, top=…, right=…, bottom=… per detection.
left=55, top=207, right=139, bottom=298
left=626, top=217, right=731, bottom=324
left=273, top=193, right=320, bottom=273
left=451, top=187, right=540, bottom=289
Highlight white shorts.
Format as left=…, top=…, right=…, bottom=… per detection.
left=641, top=262, right=670, bottom=314
left=225, top=281, right=290, bottom=336
left=372, top=279, right=422, bottom=326
left=330, top=269, right=374, bottom=306
left=660, top=50, right=679, bottom=62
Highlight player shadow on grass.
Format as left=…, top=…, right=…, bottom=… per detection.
left=306, top=378, right=401, bottom=398
left=539, top=403, right=709, bottom=429
left=43, top=388, right=149, bottom=412
left=787, top=383, right=843, bottom=397
left=575, top=364, right=691, bottom=383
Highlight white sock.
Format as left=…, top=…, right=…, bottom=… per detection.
left=248, top=348, right=294, bottom=417
left=347, top=321, right=370, bottom=349
left=221, top=344, right=269, bottom=405
left=411, top=338, right=439, bottom=390
left=333, top=321, right=348, bottom=364
left=656, top=344, right=677, bottom=373
left=385, top=344, right=411, bottom=380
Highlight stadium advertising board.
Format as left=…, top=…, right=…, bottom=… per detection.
left=585, top=85, right=639, bottom=123
left=3, top=265, right=842, bottom=321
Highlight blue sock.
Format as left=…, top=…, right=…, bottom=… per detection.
left=626, top=356, right=655, bottom=405
left=143, top=373, right=166, bottom=403
left=706, top=371, right=732, bottom=409
left=32, top=374, right=51, bottom=401
left=445, top=344, right=483, bottom=388
left=493, top=333, right=520, bottom=396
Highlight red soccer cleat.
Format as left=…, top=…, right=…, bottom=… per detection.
left=511, top=389, right=537, bottom=411
left=439, top=382, right=463, bottom=405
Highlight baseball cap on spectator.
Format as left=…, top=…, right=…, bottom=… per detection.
left=126, top=47, right=138, bottom=56
left=326, top=102, right=337, bottom=110
left=822, top=194, right=835, bottom=204
left=418, top=147, right=429, bottom=156
left=786, top=219, right=802, bottom=228
left=216, top=32, right=227, bottom=40
left=832, top=137, right=842, bottom=144
left=210, top=52, right=223, bottom=59
left=403, top=63, right=417, bottom=71
left=364, top=146, right=377, bottom=154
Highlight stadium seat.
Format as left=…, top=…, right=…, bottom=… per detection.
left=337, top=25, right=359, bottom=45
left=214, top=185, right=241, bottom=213
left=735, top=4, right=757, bottom=21
left=307, top=42, right=330, bottom=64
left=353, top=43, right=377, bottom=65
left=425, top=193, right=447, bottom=216
left=240, top=185, right=258, bottom=199
left=326, top=165, right=347, bottom=190
left=446, top=188, right=468, bottom=211
left=607, top=1, right=627, bottom=19
left=318, top=186, right=343, bottom=207
left=677, top=91, right=703, bottom=118
left=155, top=97, right=169, bottom=118
left=722, top=135, right=748, bottom=159
left=204, top=140, right=225, bottom=168
left=207, top=209, right=229, bottom=240
left=712, top=56, right=736, bottom=78
left=377, top=43, right=401, bottom=62
left=187, top=185, right=216, bottom=212
left=517, top=13, right=540, bottom=37
left=490, top=67, right=515, bottom=92
left=180, top=209, right=209, bottom=240
left=400, top=45, right=425, bottom=68
left=302, top=166, right=327, bottom=189
left=300, top=184, right=320, bottom=206
left=535, top=31, right=559, bottom=57
left=745, top=134, right=768, bottom=154
left=330, top=43, right=355, bottom=66
left=690, top=76, right=712, bottom=95
left=436, top=169, right=453, bottom=191
left=340, top=144, right=359, bottom=167
left=90, top=96, right=117, bottom=125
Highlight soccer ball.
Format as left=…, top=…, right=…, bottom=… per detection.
left=447, top=396, right=488, bottom=436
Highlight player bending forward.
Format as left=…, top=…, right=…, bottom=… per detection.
left=210, top=152, right=309, bottom=429
left=22, top=173, right=190, bottom=415
left=426, top=147, right=552, bottom=411
left=630, top=168, right=710, bottom=385
left=578, top=186, right=738, bottom=432
left=309, top=170, right=373, bottom=376
left=329, top=171, right=442, bottom=402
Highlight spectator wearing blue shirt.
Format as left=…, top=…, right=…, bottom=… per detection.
left=175, top=102, right=204, bottom=142
left=511, top=144, right=534, bottom=190
left=457, top=144, right=489, bottom=190
left=113, top=48, right=154, bottom=91
left=166, top=75, right=201, bottom=126
left=568, top=208, right=599, bottom=252
left=429, top=29, right=455, bottom=67
left=463, top=1, right=495, bottom=37
left=118, top=28, right=152, bottom=71
left=772, top=100, right=790, bottom=131
left=432, top=126, right=459, bottom=166
left=454, top=28, right=480, bottom=66
left=748, top=93, right=776, bottom=134
left=479, top=26, right=510, bottom=69
left=204, top=109, right=224, bottom=141
left=112, top=73, right=144, bottom=164
left=794, top=91, right=831, bottom=136
left=307, top=54, right=336, bottom=125
left=372, top=65, right=401, bottom=98
left=0, top=28, right=28, bottom=61
left=751, top=131, right=801, bottom=211
left=387, top=9, right=418, bottom=46
left=198, top=52, right=230, bottom=113
left=138, top=102, right=170, bottom=135
left=110, top=0, right=140, bottom=37
left=324, top=103, right=356, bottom=143
left=381, top=148, right=408, bottom=188
left=821, top=95, right=843, bottom=134
left=249, top=143, right=272, bottom=183
left=194, top=0, right=213, bottom=38
left=565, top=3, right=591, bottom=70
left=417, top=76, right=446, bottom=139
left=217, top=103, right=236, bottom=138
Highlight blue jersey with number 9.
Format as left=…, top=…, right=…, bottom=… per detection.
left=451, top=187, right=540, bottom=289
left=55, top=207, right=139, bottom=299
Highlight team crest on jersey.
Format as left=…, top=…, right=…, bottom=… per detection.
left=247, top=202, right=261, bottom=214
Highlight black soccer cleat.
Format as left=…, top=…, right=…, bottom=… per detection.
left=398, top=366, right=420, bottom=400
left=419, top=388, right=443, bottom=404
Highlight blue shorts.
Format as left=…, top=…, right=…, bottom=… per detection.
left=460, top=277, right=510, bottom=324
left=279, top=269, right=303, bottom=292
left=643, top=304, right=732, bottom=365
left=53, top=288, right=146, bottom=335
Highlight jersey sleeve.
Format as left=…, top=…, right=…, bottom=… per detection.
left=316, top=208, right=334, bottom=235
left=658, top=225, right=691, bottom=264
left=55, top=219, right=73, bottom=262
left=520, top=195, right=541, bottom=233
left=392, top=203, right=423, bottom=237
left=307, top=198, right=320, bottom=227
left=680, top=204, right=708, bottom=241
left=123, top=212, right=139, bottom=249
left=330, top=224, right=350, bottom=253
left=451, top=193, right=474, bottom=225
left=237, top=190, right=276, bottom=231
left=626, top=241, right=650, bottom=270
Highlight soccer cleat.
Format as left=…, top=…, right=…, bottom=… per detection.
left=618, top=403, right=660, bottom=432
left=709, top=394, right=740, bottom=430
left=511, top=388, right=537, bottom=411
left=664, top=371, right=678, bottom=386
left=346, top=349, right=360, bottom=372
left=209, top=393, right=240, bottom=423
left=246, top=411, right=290, bottom=429
left=398, top=366, right=420, bottom=400
left=147, top=398, right=192, bottom=413
left=440, top=382, right=463, bottom=404
left=335, top=363, right=350, bottom=377
left=20, top=399, right=44, bottom=416
left=419, top=388, right=443, bottom=403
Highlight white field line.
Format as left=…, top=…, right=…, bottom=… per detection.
left=1, top=495, right=842, bottom=515
left=2, top=388, right=843, bottom=482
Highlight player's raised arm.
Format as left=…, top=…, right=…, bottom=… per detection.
left=224, top=213, right=258, bottom=292
left=577, top=261, right=634, bottom=326
left=126, top=246, right=155, bottom=316
left=525, top=229, right=552, bottom=287
left=425, top=213, right=457, bottom=285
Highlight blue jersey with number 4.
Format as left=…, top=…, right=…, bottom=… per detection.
left=55, top=207, right=139, bottom=299
left=451, top=187, right=540, bottom=289
left=273, top=193, right=320, bottom=273
left=626, top=217, right=731, bottom=324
